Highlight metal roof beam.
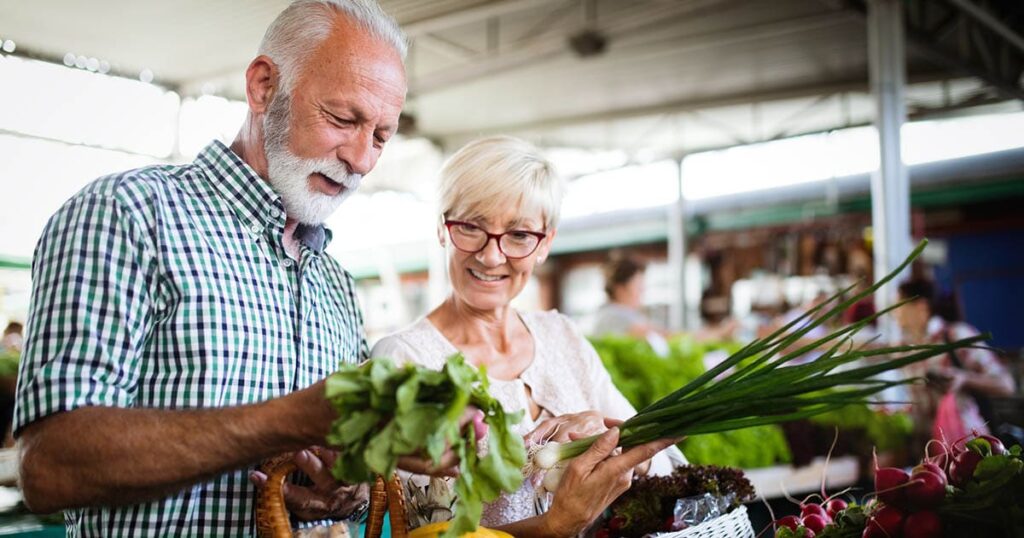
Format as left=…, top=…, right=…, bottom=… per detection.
left=432, top=72, right=948, bottom=139
left=401, top=0, right=553, bottom=37
left=410, top=0, right=735, bottom=95
left=835, top=0, right=1024, bottom=101
left=947, top=0, right=1024, bottom=56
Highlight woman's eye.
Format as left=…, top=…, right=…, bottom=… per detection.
left=456, top=223, right=482, bottom=235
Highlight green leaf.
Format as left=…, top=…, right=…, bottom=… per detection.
left=363, top=421, right=398, bottom=477
left=327, top=410, right=380, bottom=446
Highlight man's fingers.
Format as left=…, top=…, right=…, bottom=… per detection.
left=335, top=483, right=371, bottom=516
left=294, top=450, right=336, bottom=490
left=315, top=446, right=339, bottom=469
left=249, top=470, right=268, bottom=488
left=281, top=483, right=331, bottom=520
left=603, top=417, right=624, bottom=429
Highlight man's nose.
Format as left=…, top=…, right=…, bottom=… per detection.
left=337, top=129, right=376, bottom=176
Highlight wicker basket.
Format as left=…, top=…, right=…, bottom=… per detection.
left=648, top=505, right=754, bottom=538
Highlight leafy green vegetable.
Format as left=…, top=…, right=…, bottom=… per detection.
left=816, top=504, right=867, bottom=538
left=682, top=425, right=792, bottom=468
left=325, top=355, right=525, bottom=538
left=606, top=464, right=755, bottom=537
left=809, top=404, right=912, bottom=453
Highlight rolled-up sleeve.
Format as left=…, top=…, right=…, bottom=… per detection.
left=14, top=191, right=155, bottom=435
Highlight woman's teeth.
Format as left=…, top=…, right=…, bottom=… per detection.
left=470, top=269, right=504, bottom=282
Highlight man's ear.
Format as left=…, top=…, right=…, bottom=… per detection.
left=245, top=55, right=278, bottom=115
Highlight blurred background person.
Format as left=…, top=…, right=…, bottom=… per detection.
left=895, top=278, right=1015, bottom=451
left=0, top=322, right=23, bottom=354
left=592, top=255, right=735, bottom=356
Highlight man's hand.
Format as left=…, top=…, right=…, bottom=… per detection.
left=250, top=448, right=369, bottom=522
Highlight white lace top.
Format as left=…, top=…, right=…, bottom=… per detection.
left=369, top=309, right=685, bottom=530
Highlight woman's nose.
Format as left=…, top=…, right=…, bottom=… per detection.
left=475, top=237, right=506, bottom=266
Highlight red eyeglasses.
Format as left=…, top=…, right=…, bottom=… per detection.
left=443, top=219, right=547, bottom=259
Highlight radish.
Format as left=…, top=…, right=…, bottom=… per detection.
left=949, top=449, right=983, bottom=488
left=875, top=466, right=911, bottom=508
left=864, top=505, right=904, bottom=538
left=905, top=470, right=946, bottom=509
left=801, top=514, right=828, bottom=533
left=968, top=434, right=1006, bottom=456
left=777, top=515, right=801, bottom=531
left=825, top=498, right=848, bottom=519
left=913, top=462, right=945, bottom=480
left=801, top=503, right=830, bottom=522
left=903, top=510, right=942, bottom=538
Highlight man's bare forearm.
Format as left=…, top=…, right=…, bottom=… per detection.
left=18, top=381, right=335, bottom=513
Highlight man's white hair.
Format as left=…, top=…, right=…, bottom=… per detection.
left=259, top=0, right=407, bottom=95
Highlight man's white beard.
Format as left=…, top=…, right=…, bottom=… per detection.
left=262, top=94, right=362, bottom=225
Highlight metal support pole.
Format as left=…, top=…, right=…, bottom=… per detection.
left=868, top=0, right=912, bottom=341
left=668, top=158, right=688, bottom=332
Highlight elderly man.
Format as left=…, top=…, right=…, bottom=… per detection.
left=14, top=1, right=406, bottom=535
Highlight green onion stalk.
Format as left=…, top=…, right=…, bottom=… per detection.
left=534, top=239, right=990, bottom=468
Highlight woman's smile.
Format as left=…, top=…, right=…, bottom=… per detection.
left=468, top=268, right=508, bottom=283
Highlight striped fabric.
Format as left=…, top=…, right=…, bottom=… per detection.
left=14, top=141, right=368, bottom=537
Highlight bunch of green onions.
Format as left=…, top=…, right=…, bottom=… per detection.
left=533, top=239, right=989, bottom=469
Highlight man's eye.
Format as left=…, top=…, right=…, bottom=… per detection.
left=329, top=115, right=354, bottom=126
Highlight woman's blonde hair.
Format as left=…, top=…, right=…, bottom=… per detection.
left=438, top=136, right=563, bottom=231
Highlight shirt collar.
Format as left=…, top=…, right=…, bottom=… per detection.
left=194, top=141, right=331, bottom=253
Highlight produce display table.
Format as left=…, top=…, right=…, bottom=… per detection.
left=744, top=456, right=859, bottom=500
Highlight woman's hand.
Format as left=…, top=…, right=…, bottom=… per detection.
left=249, top=448, right=369, bottom=522
left=526, top=411, right=607, bottom=445
left=540, top=428, right=678, bottom=537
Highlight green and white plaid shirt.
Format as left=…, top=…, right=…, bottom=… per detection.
left=14, top=141, right=369, bottom=537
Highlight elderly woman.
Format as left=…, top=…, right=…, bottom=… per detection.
left=370, top=136, right=684, bottom=536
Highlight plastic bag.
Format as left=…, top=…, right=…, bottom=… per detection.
left=669, top=493, right=723, bottom=531
left=933, top=391, right=968, bottom=443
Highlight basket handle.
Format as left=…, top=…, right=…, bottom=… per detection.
left=255, top=453, right=408, bottom=538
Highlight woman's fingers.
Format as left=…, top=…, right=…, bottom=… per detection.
left=397, top=453, right=460, bottom=477
left=603, top=417, right=624, bottom=428
left=525, top=417, right=563, bottom=444
left=569, top=427, right=620, bottom=475
left=600, top=437, right=677, bottom=476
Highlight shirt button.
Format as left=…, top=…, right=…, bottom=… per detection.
left=282, top=258, right=294, bottom=268
left=249, top=223, right=263, bottom=235
left=269, top=208, right=281, bottom=219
